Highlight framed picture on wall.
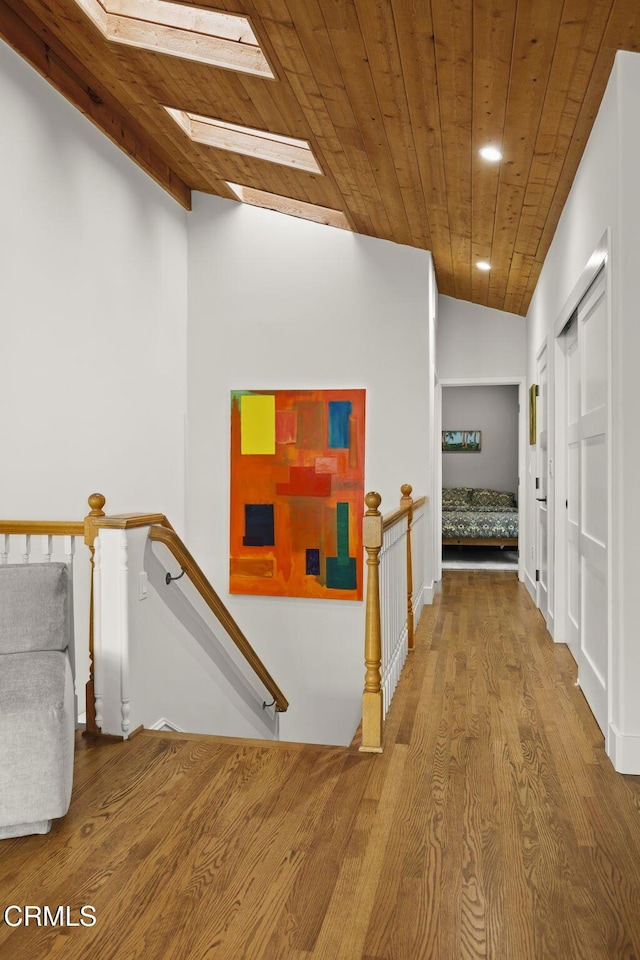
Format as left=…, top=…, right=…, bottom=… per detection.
left=442, top=430, right=481, bottom=452
left=529, top=384, right=537, bottom=445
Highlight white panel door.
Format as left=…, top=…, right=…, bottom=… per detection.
left=565, top=317, right=580, bottom=659
left=563, top=271, right=608, bottom=734
left=536, top=344, right=549, bottom=622
left=578, top=272, right=608, bottom=732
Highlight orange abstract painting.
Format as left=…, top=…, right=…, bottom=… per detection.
left=229, top=389, right=365, bottom=600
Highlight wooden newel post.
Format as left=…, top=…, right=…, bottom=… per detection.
left=360, top=491, right=384, bottom=754
left=83, top=492, right=106, bottom=737
left=401, top=484, right=415, bottom=651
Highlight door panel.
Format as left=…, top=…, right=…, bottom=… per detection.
left=582, top=561, right=607, bottom=681
left=583, top=435, right=607, bottom=546
left=583, top=285, right=608, bottom=413
left=568, top=540, right=580, bottom=633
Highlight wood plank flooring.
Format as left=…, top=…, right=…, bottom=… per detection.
left=2, top=570, right=640, bottom=959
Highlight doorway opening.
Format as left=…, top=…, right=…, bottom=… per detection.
left=437, top=379, right=526, bottom=578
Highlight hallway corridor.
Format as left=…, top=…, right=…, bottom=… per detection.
left=1, top=572, right=639, bottom=959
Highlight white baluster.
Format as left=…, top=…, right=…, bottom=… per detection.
left=0, top=534, right=9, bottom=565
left=21, top=534, right=31, bottom=564
left=63, top=535, right=76, bottom=567
left=41, top=534, right=53, bottom=563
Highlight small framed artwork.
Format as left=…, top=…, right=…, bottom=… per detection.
left=442, top=430, right=481, bottom=452
left=529, top=384, right=537, bottom=445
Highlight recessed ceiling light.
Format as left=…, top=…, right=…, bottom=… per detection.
left=226, top=183, right=351, bottom=230
left=476, top=261, right=491, bottom=271
left=479, top=145, right=503, bottom=162
left=166, top=109, right=322, bottom=174
left=72, top=0, right=274, bottom=77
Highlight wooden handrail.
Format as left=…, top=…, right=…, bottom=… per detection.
left=381, top=495, right=427, bottom=531
left=382, top=502, right=411, bottom=532
left=148, top=524, right=289, bottom=714
left=0, top=520, right=84, bottom=535
left=94, top=513, right=172, bottom=530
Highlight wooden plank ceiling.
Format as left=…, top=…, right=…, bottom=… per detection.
left=2, top=0, right=640, bottom=316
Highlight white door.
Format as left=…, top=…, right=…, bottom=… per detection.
left=563, top=270, right=608, bottom=734
left=535, top=344, right=549, bottom=622
left=565, top=315, right=581, bottom=660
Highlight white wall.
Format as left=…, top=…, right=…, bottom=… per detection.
left=437, top=296, right=526, bottom=381
left=525, top=52, right=640, bottom=771
left=0, top=38, right=188, bottom=713
left=187, top=194, right=434, bottom=745
left=0, top=40, right=188, bottom=528
left=442, top=386, right=519, bottom=494
left=95, top=527, right=280, bottom=740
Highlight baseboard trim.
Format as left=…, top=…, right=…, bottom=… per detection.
left=149, top=717, right=185, bottom=733
left=546, top=608, right=555, bottom=641
left=423, top=581, right=435, bottom=605
left=608, top=723, right=640, bottom=774
left=524, top=570, right=536, bottom=603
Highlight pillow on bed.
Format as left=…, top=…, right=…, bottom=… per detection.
left=442, top=487, right=473, bottom=510
left=470, top=488, right=517, bottom=509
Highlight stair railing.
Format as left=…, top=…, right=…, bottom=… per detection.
left=360, top=484, right=427, bottom=753
left=1, top=493, right=288, bottom=738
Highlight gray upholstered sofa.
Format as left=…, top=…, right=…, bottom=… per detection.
left=0, top=563, right=75, bottom=839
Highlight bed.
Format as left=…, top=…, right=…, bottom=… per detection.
left=442, top=487, right=518, bottom=548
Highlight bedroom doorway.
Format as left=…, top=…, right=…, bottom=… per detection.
left=438, top=379, right=526, bottom=578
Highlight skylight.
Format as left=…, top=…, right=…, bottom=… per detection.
left=72, top=0, right=274, bottom=77
left=166, top=109, right=323, bottom=174
left=226, top=183, right=351, bottom=230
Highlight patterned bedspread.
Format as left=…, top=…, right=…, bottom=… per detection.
left=442, top=507, right=519, bottom=540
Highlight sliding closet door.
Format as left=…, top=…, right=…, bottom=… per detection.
left=565, top=316, right=580, bottom=660
left=563, top=269, right=608, bottom=734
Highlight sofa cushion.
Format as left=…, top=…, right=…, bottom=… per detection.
left=442, top=487, right=473, bottom=510
left=470, top=488, right=517, bottom=509
left=0, top=563, right=69, bottom=654
left=0, top=650, right=74, bottom=829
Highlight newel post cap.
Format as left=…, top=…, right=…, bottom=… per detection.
left=87, top=493, right=106, bottom=518
left=365, top=491, right=382, bottom=516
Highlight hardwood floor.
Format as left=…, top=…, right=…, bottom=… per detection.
left=2, top=571, right=640, bottom=959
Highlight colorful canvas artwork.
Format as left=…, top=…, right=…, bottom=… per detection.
left=230, top=389, right=365, bottom=600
